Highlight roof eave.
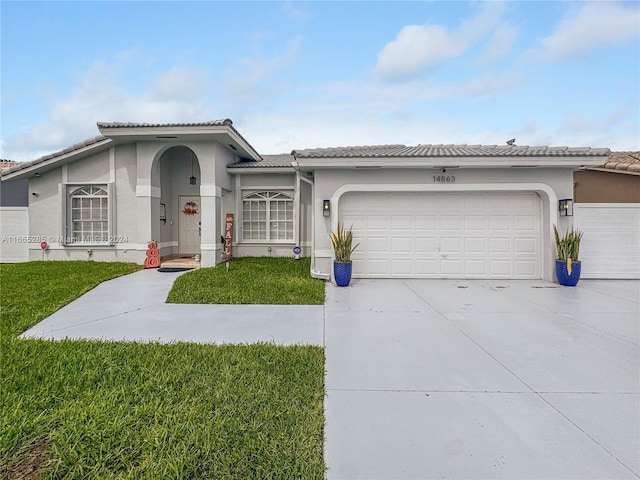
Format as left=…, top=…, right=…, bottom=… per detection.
left=227, top=166, right=294, bottom=174
left=294, top=155, right=608, bottom=169
left=0, top=138, right=115, bottom=181
left=98, top=124, right=262, bottom=161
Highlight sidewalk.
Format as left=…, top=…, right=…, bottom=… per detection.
left=20, top=269, right=324, bottom=345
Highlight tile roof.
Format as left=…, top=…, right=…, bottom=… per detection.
left=600, top=151, right=640, bottom=173
left=291, top=144, right=610, bottom=158
left=0, top=136, right=111, bottom=177
left=0, top=160, right=20, bottom=170
left=97, top=119, right=233, bottom=128
left=228, top=154, right=294, bottom=168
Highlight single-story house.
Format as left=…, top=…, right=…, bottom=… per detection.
left=574, top=151, right=640, bottom=279
left=0, top=120, right=609, bottom=282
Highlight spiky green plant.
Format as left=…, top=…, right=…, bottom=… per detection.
left=554, top=225, right=583, bottom=262
left=330, top=222, right=359, bottom=263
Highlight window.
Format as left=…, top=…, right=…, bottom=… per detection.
left=70, top=186, right=109, bottom=244
left=242, top=191, right=293, bottom=241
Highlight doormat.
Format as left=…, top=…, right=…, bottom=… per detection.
left=157, top=267, right=194, bottom=273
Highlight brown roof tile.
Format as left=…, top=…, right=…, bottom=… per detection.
left=601, top=151, right=640, bottom=173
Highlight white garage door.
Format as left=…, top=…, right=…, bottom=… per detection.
left=341, top=191, right=542, bottom=279
left=574, top=204, right=640, bottom=279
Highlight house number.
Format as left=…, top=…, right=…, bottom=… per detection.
left=433, top=175, right=456, bottom=183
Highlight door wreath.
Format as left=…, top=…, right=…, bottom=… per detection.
left=182, top=201, right=198, bottom=215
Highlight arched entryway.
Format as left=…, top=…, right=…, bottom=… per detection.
left=156, top=146, right=201, bottom=259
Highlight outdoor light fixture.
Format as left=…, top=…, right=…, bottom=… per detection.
left=323, top=200, right=330, bottom=217
left=189, top=152, right=197, bottom=185
left=559, top=199, right=573, bottom=217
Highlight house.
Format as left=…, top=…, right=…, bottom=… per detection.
left=574, top=151, right=640, bottom=279
left=0, top=120, right=609, bottom=282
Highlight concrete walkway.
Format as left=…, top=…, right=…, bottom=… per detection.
left=20, top=271, right=639, bottom=479
left=324, top=278, right=639, bottom=479
left=21, top=269, right=324, bottom=345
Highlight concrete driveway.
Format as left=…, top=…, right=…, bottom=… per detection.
left=324, top=279, right=639, bottom=479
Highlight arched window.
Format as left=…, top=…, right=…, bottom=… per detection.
left=70, top=186, right=109, bottom=243
left=242, top=191, right=293, bottom=241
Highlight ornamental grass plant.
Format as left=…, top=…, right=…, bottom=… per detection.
left=330, top=222, right=359, bottom=263
left=553, top=225, right=583, bottom=262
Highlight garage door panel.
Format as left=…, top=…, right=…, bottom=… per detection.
left=416, top=216, right=437, bottom=230
left=440, top=237, right=461, bottom=253
left=514, top=237, right=537, bottom=254
left=465, top=237, right=486, bottom=253
left=490, top=237, right=511, bottom=254
left=366, top=237, right=388, bottom=253
left=391, top=259, right=414, bottom=276
left=465, top=216, right=486, bottom=230
left=440, top=215, right=463, bottom=230
left=367, top=215, right=390, bottom=231
left=489, top=260, right=511, bottom=276
left=489, top=215, right=510, bottom=230
left=466, top=260, right=487, bottom=276
left=416, top=259, right=438, bottom=275
left=341, top=192, right=541, bottom=279
left=514, top=260, right=537, bottom=276
left=514, top=215, right=537, bottom=231
left=391, top=215, right=413, bottom=230
left=441, top=260, right=463, bottom=275
left=391, top=237, right=413, bottom=253
left=416, top=237, right=437, bottom=253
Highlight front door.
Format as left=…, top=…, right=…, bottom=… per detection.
left=179, top=196, right=201, bottom=254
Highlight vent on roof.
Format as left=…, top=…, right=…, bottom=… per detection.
left=156, top=136, right=178, bottom=139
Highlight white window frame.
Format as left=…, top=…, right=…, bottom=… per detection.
left=241, top=190, right=294, bottom=243
left=60, top=183, right=114, bottom=246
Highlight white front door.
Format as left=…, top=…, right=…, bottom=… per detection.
left=179, top=196, right=201, bottom=254
left=341, top=191, right=542, bottom=279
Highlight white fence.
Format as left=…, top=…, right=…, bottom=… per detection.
left=574, top=203, right=640, bottom=279
left=0, top=207, right=29, bottom=263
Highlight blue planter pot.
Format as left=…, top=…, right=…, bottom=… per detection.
left=334, top=261, right=353, bottom=287
left=556, top=259, right=581, bottom=286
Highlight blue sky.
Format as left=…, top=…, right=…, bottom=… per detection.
left=1, top=1, right=639, bottom=162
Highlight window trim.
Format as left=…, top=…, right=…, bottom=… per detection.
left=240, top=190, right=294, bottom=243
left=61, top=183, right=114, bottom=246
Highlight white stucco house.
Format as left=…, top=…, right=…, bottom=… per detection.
left=0, top=120, right=609, bottom=282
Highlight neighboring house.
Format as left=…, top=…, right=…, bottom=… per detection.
left=574, top=151, right=640, bottom=279
left=0, top=160, right=29, bottom=263
left=0, top=120, right=608, bottom=282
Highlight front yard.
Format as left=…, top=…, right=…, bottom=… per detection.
left=167, top=257, right=326, bottom=305
left=0, top=260, right=326, bottom=479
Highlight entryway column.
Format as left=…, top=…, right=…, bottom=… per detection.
left=199, top=184, right=221, bottom=267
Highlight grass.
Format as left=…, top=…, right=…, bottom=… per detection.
left=0, top=261, right=326, bottom=479
left=167, top=257, right=326, bottom=305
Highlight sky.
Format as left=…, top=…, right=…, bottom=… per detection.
left=1, top=1, right=639, bottom=162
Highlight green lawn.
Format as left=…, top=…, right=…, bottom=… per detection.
left=167, top=257, right=326, bottom=305
left=0, top=261, right=326, bottom=479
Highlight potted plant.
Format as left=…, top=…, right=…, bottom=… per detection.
left=554, top=225, right=583, bottom=286
left=331, top=221, right=359, bottom=286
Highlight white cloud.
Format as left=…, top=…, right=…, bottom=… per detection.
left=375, top=2, right=506, bottom=82
left=536, top=1, right=640, bottom=61
left=220, top=36, right=303, bottom=116
left=478, top=24, right=518, bottom=65
left=2, top=59, right=213, bottom=161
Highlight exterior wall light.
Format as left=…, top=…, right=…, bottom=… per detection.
left=559, top=199, right=573, bottom=216
left=323, top=200, right=330, bottom=217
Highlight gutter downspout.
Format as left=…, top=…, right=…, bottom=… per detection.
left=292, top=155, right=329, bottom=280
